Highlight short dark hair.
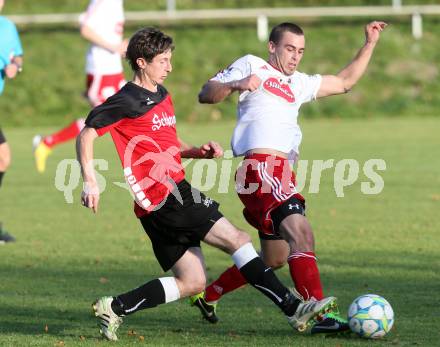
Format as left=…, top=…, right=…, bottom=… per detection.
left=126, top=27, right=174, bottom=71
left=269, top=22, right=304, bottom=44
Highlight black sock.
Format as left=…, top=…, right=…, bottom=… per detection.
left=239, top=257, right=300, bottom=317
left=112, top=279, right=166, bottom=316
left=0, top=171, right=4, bottom=187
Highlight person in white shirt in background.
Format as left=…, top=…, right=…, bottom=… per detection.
left=33, top=0, right=127, bottom=173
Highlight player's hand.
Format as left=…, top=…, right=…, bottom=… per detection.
left=234, top=74, right=262, bottom=92
left=365, top=21, right=387, bottom=44
left=5, top=63, right=18, bottom=79
left=199, top=141, right=224, bottom=158
left=81, top=181, right=100, bottom=213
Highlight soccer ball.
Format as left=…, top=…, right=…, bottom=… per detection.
left=348, top=294, right=394, bottom=339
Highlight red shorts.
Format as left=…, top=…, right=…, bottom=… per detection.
left=86, top=73, right=126, bottom=107
left=235, top=153, right=305, bottom=236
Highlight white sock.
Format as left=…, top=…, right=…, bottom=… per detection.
left=232, top=242, right=259, bottom=269
left=159, top=277, right=181, bottom=303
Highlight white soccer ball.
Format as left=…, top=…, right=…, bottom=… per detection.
left=348, top=294, right=394, bottom=338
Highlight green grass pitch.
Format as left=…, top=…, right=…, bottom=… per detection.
left=0, top=117, right=439, bottom=346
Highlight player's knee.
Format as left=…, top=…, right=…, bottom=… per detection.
left=174, top=270, right=206, bottom=296
left=185, top=277, right=206, bottom=296
left=174, top=273, right=206, bottom=297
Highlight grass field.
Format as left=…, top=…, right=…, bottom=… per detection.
left=0, top=117, right=439, bottom=346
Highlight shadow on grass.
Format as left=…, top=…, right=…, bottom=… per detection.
left=0, top=305, right=101, bottom=342
left=0, top=249, right=438, bottom=342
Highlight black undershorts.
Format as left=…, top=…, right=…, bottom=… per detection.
left=258, top=196, right=306, bottom=241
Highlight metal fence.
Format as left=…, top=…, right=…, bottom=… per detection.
left=9, top=5, right=440, bottom=40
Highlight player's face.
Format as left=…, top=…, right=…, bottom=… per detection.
left=147, top=49, right=173, bottom=84
left=269, top=31, right=305, bottom=75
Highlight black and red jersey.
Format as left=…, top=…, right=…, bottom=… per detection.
left=85, top=81, right=185, bottom=217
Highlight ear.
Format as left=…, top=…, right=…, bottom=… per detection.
left=268, top=41, right=276, bottom=54
left=136, top=57, right=148, bottom=70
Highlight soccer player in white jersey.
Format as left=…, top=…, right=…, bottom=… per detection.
left=33, top=0, right=127, bottom=173
left=191, top=21, right=387, bottom=334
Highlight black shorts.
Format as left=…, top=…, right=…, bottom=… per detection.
left=139, top=179, right=223, bottom=271
left=258, top=196, right=306, bottom=241
left=0, top=128, right=6, bottom=145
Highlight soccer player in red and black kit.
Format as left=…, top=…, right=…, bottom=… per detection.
left=77, top=27, right=337, bottom=341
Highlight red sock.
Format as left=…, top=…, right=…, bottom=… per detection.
left=205, top=265, right=247, bottom=302
left=288, top=252, right=324, bottom=300
left=43, top=119, right=85, bottom=148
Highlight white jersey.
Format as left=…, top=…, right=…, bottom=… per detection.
left=80, top=0, right=124, bottom=75
left=211, top=54, right=321, bottom=158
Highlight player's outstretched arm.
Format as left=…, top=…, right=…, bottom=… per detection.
left=317, top=21, right=387, bottom=98
left=76, top=126, right=100, bottom=213
left=179, top=137, right=223, bottom=159
left=199, top=74, right=261, bottom=104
